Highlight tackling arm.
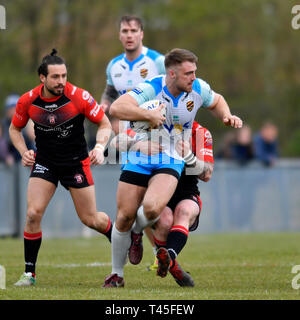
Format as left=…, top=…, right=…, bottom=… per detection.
left=89, top=113, right=112, bottom=165
left=110, top=94, right=165, bottom=128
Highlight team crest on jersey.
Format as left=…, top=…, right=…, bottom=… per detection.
left=74, top=174, right=84, bottom=184
left=140, top=68, right=148, bottom=78
left=47, top=114, right=57, bottom=126
left=186, top=101, right=194, bottom=112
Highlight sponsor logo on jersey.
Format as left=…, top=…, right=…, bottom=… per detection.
left=45, top=104, right=58, bottom=109
left=186, top=101, right=194, bottom=112
left=74, top=174, right=84, bottom=184
left=140, top=68, right=148, bottom=78
left=90, top=103, right=101, bottom=117
left=114, top=73, right=122, bottom=78
left=131, top=88, right=143, bottom=95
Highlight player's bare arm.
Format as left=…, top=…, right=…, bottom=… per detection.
left=9, top=123, right=35, bottom=167
left=110, top=94, right=165, bottom=128
left=208, top=93, right=243, bottom=128
left=89, top=113, right=112, bottom=165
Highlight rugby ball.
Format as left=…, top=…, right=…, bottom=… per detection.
left=130, top=99, right=166, bottom=133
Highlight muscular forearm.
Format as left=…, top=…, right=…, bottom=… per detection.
left=9, top=123, right=29, bottom=157
left=198, top=162, right=214, bottom=182
left=94, top=114, right=112, bottom=149
left=110, top=94, right=149, bottom=121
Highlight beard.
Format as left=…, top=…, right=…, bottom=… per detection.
left=45, top=83, right=65, bottom=96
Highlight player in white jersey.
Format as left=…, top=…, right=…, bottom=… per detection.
left=103, top=48, right=242, bottom=288
left=100, top=15, right=165, bottom=270
left=100, top=15, right=165, bottom=135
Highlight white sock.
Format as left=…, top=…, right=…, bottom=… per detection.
left=111, top=223, right=131, bottom=277
left=132, top=206, right=160, bottom=234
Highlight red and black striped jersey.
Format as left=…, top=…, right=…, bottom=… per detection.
left=12, top=82, right=104, bottom=164
left=191, top=121, right=214, bottom=164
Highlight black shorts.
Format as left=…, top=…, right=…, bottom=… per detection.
left=119, top=168, right=180, bottom=188
left=30, top=156, right=94, bottom=190
left=167, top=189, right=202, bottom=232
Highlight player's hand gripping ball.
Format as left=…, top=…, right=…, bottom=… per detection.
left=130, top=99, right=166, bottom=133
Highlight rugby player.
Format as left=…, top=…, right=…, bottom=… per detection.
left=100, top=15, right=165, bottom=135
left=100, top=15, right=165, bottom=266
left=102, top=48, right=242, bottom=288
left=153, top=121, right=214, bottom=287
left=10, top=49, right=112, bottom=286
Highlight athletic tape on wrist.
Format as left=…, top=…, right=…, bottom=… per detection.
left=95, top=143, right=105, bottom=151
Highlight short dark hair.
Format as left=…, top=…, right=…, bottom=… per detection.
left=38, top=48, right=65, bottom=76
left=164, top=48, right=198, bottom=69
left=119, top=15, right=144, bottom=31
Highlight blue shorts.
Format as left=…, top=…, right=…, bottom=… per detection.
left=120, top=151, right=185, bottom=187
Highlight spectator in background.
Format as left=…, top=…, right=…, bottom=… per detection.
left=215, top=130, right=236, bottom=160
left=253, top=121, right=279, bottom=167
left=231, top=124, right=254, bottom=166
left=0, top=122, right=14, bottom=166
left=2, top=93, right=35, bottom=162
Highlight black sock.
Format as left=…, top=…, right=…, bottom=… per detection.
left=24, top=231, right=42, bottom=275
left=166, top=225, right=189, bottom=266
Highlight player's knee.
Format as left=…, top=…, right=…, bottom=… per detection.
left=142, top=201, right=161, bottom=220
left=174, top=206, right=191, bottom=222
left=156, top=215, right=173, bottom=234
left=116, top=212, right=135, bottom=231
left=26, top=207, right=43, bottom=225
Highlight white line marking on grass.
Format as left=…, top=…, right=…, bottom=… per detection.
left=41, top=262, right=112, bottom=268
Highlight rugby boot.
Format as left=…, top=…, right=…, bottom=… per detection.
left=169, top=260, right=194, bottom=287
left=14, top=272, right=36, bottom=287
left=128, top=231, right=143, bottom=265
left=156, top=247, right=171, bottom=278
left=102, top=273, right=124, bottom=288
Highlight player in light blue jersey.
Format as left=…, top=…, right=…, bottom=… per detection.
left=100, top=15, right=165, bottom=135
left=103, top=48, right=243, bottom=288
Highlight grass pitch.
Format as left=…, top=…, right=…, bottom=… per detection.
left=0, top=232, right=300, bottom=300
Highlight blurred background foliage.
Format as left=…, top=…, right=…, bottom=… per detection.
left=0, top=0, right=299, bottom=156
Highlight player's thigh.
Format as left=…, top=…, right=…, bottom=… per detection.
left=27, top=177, right=56, bottom=214
left=173, top=199, right=199, bottom=228
left=69, top=185, right=97, bottom=217
left=143, top=174, right=178, bottom=214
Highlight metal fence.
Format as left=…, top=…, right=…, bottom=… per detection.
left=1, top=160, right=300, bottom=238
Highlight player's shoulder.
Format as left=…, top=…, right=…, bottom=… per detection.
left=64, top=82, right=94, bottom=102
left=192, top=78, right=212, bottom=95
left=109, top=53, right=126, bottom=66
left=18, top=84, right=42, bottom=106
left=145, top=74, right=164, bottom=86
left=143, top=46, right=164, bottom=61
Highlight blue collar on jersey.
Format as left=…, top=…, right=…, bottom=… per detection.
left=124, top=54, right=145, bottom=71
left=163, top=85, right=185, bottom=107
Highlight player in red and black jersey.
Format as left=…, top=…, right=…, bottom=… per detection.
left=111, top=121, right=214, bottom=287
left=9, top=49, right=113, bottom=287
left=152, top=122, right=214, bottom=286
